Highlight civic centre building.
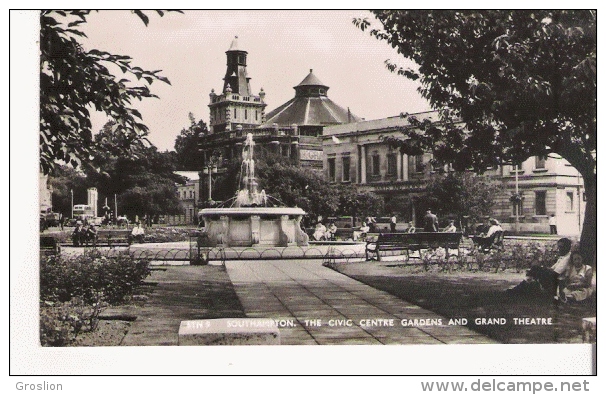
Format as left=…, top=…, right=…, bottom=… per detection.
left=194, top=37, right=586, bottom=235
left=321, top=114, right=586, bottom=235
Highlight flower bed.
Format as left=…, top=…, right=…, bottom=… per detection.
left=40, top=250, right=151, bottom=346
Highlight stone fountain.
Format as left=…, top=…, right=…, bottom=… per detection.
left=199, top=133, right=309, bottom=247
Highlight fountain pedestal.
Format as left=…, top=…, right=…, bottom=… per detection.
left=199, top=133, right=308, bottom=248
left=201, top=207, right=308, bottom=247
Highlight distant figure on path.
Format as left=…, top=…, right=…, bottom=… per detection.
left=549, top=214, right=558, bottom=235
left=390, top=215, right=397, bottom=232
left=424, top=209, right=439, bottom=232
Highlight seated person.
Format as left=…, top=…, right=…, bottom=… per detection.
left=404, top=221, right=416, bottom=233
left=506, top=238, right=572, bottom=299
left=473, top=218, right=502, bottom=250
left=85, top=224, right=98, bottom=247
left=72, top=221, right=85, bottom=246
left=443, top=220, right=457, bottom=233
left=326, top=222, right=338, bottom=241
left=561, top=251, right=594, bottom=302
left=130, top=222, right=145, bottom=244
left=353, top=222, right=370, bottom=241
left=312, top=222, right=327, bottom=241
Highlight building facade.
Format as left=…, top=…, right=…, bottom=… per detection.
left=166, top=171, right=200, bottom=225
left=199, top=38, right=361, bottom=176
left=322, top=113, right=586, bottom=236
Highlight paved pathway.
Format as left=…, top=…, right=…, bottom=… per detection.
left=225, top=260, right=498, bottom=345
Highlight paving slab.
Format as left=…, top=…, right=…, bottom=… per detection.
left=224, top=259, right=496, bottom=345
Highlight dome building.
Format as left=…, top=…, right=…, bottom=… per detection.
left=264, top=69, right=362, bottom=137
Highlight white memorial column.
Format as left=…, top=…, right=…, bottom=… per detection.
left=360, top=145, right=366, bottom=184
left=401, top=153, right=409, bottom=181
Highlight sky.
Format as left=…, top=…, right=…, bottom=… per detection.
left=80, top=10, right=431, bottom=151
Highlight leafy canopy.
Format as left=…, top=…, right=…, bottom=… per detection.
left=354, top=10, right=596, bottom=175
left=40, top=10, right=178, bottom=174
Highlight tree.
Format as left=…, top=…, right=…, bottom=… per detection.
left=84, top=123, right=185, bottom=220
left=48, top=165, right=91, bottom=216
left=40, top=10, right=177, bottom=175
left=355, top=11, right=596, bottom=263
left=174, top=113, right=210, bottom=170
left=422, top=173, right=503, bottom=226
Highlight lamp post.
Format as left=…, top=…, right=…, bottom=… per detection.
left=70, top=189, right=74, bottom=219
left=203, top=164, right=218, bottom=202
left=514, top=164, right=520, bottom=235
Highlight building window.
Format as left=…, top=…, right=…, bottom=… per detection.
left=535, top=156, right=546, bottom=169
left=387, top=153, right=397, bottom=176
left=234, top=108, right=237, bottom=119
left=255, top=111, right=258, bottom=121
left=535, top=191, right=547, bottom=216
left=342, top=156, right=351, bottom=182
left=372, top=152, right=380, bottom=176
left=245, top=109, right=248, bottom=119
left=567, top=191, right=574, bottom=211
left=328, top=158, right=336, bottom=182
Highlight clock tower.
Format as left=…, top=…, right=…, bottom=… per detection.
left=208, top=36, right=267, bottom=133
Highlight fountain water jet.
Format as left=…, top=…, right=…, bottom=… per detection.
left=199, top=133, right=309, bottom=247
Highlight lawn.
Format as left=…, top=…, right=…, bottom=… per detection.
left=327, top=261, right=596, bottom=344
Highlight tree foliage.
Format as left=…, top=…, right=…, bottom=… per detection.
left=422, top=173, right=503, bottom=224
left=355, top=10, right=596, bottom=262
left=208, top=151, right=383, bottom=222
left=48, top=165, right=91, bottom=216
left=40, top=10, right=177, bottom=174
left=173, top=113, right=209, bottom=170
left=81, top=123, right=185, bottom=219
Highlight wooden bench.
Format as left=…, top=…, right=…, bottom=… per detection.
left=470, top=230, right=504, bottom=253
left=40, top=236, right=61, bottom=256
left=365, top=232, right=464, bottom=261
left=93, top=229, right=132, bottom=247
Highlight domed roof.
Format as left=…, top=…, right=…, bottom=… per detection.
left=264, top=70, right=361, bottom=127
left=295, top=69, right=328, bottom=89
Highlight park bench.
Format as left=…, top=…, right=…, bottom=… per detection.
left=94, top=229, right=132, bottom=247
left=471, top=230, right=504, bottom=253
left=40, top=236, right=61, bottom=256
left=365, top=232, right=464, bottom=261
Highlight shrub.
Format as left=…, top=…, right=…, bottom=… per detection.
left=40, top=296, right=105, bottom=346
left=40, top=250, right=151, bottom=305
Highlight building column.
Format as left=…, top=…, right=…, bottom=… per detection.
left=360, top=145, right=366, bottom=184
left=402, top=153, right=409, bottom=182
left=396, top=152, right=402, bottom=181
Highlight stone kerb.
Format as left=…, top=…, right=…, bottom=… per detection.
left=178, top=318, right=280, bottom=345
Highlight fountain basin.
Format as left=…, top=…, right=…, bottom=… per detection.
left=200, top=207, right=309, bottom=247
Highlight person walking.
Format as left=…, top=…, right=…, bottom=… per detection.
left=424, top=209, right=439, bottom=232
left=549, top=214, right=558, bottom=235
left=390, top=214, right=397, bottom=232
